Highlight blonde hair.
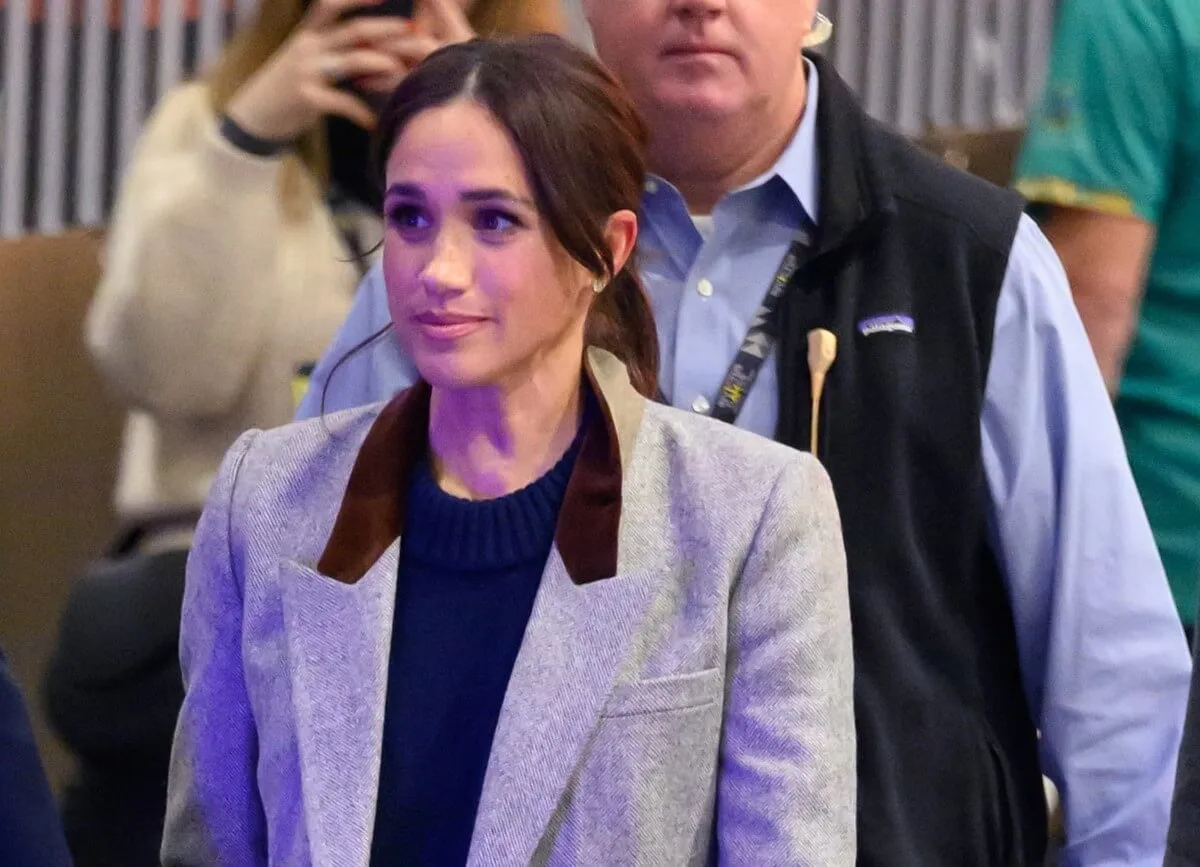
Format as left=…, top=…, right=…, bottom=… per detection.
left=469, top=0, right=564, bottom=37
left=205, top=0, right=565, bottom=207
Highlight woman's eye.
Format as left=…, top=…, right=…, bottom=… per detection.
left=474, top=208, right=521, bottom=236
left=388, top=204, right=430, bottom=232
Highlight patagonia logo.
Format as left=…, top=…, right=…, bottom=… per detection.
left=857, top=314, right=915, bottom=337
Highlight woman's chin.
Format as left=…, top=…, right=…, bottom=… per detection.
left=415, top=355, right=494, bottom=391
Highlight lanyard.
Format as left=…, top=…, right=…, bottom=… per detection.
left=709, top=230, right=814, bottom=425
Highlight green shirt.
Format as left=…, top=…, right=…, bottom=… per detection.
left=1015, top=0, right=1200, bottom=623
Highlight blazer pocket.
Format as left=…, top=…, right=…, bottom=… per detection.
left=602, top=667, right=722, bottom=718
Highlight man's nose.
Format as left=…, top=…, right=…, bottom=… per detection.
left=668, top=0, right=727, bottom=19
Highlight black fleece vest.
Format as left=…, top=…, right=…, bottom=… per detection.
left=780, top=53, right=1045, bottom=867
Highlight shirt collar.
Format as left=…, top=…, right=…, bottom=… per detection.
left=643, top=57, right=821, bottom=227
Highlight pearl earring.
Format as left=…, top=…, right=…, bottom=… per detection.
left=592, top=277, right=606, bottom=294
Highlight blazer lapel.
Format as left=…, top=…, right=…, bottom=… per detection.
left=276, top=385, right=424, bottom=864
left=280, top=543, right=399, bottom=867
left=465, top=348, right=660, bottom=863
left=466, top=550, right=666, bottom=866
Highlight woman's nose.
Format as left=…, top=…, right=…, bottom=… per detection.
left=420, top=229, right=472, bottom=296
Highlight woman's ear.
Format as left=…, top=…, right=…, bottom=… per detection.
left=603, top=209, right=638, bottom=277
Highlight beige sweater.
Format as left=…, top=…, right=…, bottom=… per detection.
left=87, top=82, right=378, bottom=528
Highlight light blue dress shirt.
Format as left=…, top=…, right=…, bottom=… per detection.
left=297, top=61, right=1191, bottom=866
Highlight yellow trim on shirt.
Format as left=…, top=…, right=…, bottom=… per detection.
left=291, top=374, right=311, bottom=411
left=1015, top=177, right=1137, bottom=218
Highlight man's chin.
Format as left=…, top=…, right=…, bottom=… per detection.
left=651, top=91, right=745, bottom=123
left=643, top=77, right=747, bottom=122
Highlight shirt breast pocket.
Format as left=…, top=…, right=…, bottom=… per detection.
left=602, top=667, right=722, bottom=718
left=849, top=312, right=922, bottom=428
left=545, top=668, right=723, bottom=864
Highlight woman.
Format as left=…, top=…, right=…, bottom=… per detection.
left=58, top=2, right=561, bottom=865
left=164, top=35, right=856, bottom=866
left=86, top=0, right=564, bottom=561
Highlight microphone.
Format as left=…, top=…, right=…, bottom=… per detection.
left=807, top=328, right=837, bottom=455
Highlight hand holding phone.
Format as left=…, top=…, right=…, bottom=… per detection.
left=342, top=0, right=476, bottom=103
left=226, top=0, right=412, bottom=138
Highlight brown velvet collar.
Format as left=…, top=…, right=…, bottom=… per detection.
left=316, top=351, right=635, bottom=586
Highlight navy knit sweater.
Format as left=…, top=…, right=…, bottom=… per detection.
left=369, top=428, right=584, bottom=866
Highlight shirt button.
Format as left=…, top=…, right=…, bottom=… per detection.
left=691, top=395, right=711, bottom=414
left=696, top=278, right=714, bottom=298
left=644, top=179, right=659, bottom=195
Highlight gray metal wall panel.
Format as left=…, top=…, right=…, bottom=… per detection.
left=895, top=0, right=931, bottom=135
left=35, top=0, right=70, bottom=232
left=1025, top=0, right=1054, bottom=105
left=995, top=0, right=1023, bottom=123
left=960, top=0, right=987, bottom=129
left=158, top=0, right=188, bottom=99
left=824, top=0, right=1054, bottom=133
left=117, top=0, right=149, bottom=177
left=76, top=0, right=111, bottom=225
left=198, top=0, right=225, bottom=71
left=863, top=0, right=898, bottom=121
left=1, top=0, right=32, bottom=235
left=831, top=0, right=863, bottom=90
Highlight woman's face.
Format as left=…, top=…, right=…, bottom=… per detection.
left=383, top=99, right=594, bottom=392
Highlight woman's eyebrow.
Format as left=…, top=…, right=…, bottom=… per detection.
left=460, top=188, right=536, bottom=208
left=384, top=182, right=534, bottom=210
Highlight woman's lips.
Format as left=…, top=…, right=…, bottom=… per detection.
left=411, top=313, right=488, bottom=340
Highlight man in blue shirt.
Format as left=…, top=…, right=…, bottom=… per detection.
left=297, top=1, right=1191, bottom=863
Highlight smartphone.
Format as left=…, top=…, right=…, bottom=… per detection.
left=345, top=0, right=414, bottom=20
left=336, top=0, right=415, bottom=111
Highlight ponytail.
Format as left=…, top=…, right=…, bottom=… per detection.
left=585, top=266, right=660, bottom=400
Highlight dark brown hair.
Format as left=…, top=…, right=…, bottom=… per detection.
left=372, top=33, right=660, bottom=397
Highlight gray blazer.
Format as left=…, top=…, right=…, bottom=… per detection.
left=162, top=348, right=856, bottom=866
